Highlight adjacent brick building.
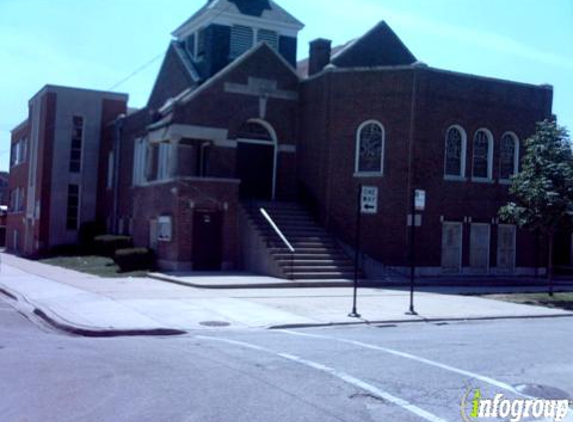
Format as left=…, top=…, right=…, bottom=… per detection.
left=7, top=86, right=127, bottom=255
left=6, top=0, right=557, bottom=278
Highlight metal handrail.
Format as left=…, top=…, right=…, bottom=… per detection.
left=260, top=208, right=295, bottom=252
left=260, top=208, right=296, bottom=280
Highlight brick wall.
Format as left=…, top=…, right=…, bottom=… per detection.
left=131, top=178, right=240, bottom=269
left=299, top=66, right=552, bottom=271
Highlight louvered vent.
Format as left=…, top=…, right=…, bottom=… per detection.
left=230, top=25, right=254, bottom=58
left=257, top=29, right=278, bottom=51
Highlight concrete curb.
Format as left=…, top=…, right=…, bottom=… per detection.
left=268, top=313, right=573, bottom=330
left=149, top=272, right=573, bottom=291
left=0, top=284, right=187, bottom=338
left=148, top=273, right=358, bottom=289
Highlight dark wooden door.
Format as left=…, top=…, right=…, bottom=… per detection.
left=192, top=211, right=223, bottom=271
left=236, top=142, right=274, bottom=200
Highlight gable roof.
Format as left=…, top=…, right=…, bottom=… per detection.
left=150, top=41, right=299, bottom=120
left=172, top=0, right=304, bottom=39
left=147, top=41, right=200, bottom=109
left=332, top=21, right=417, bottom=68
left=297, top=21, right=417, bottom=78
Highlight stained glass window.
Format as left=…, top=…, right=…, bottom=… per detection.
left=500, top=133, right=518, bottom=180
left=473, top=130, right=491, bottom=179
left=356, top=122, right=384, bottom=174
left=445, top=127, right=465, bottom=177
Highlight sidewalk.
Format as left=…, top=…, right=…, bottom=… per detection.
left=1, top=253, right=572, bottom=335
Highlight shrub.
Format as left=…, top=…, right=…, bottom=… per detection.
left=114, top=248, right=153, bottom=272
left=78, top=221, right=107, bottom=253
left=94, top=235, right=133, bottom=257
left=47, top=244, right=81, bottom=257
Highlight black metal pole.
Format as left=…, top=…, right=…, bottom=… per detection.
left=407, top=189, right=418, bottom=315
left=349, top=184, right=362, bottom=318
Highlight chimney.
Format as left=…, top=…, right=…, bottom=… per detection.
left=309, top=38, right=332, bottom=76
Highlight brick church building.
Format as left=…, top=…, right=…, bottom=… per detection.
left=7, top=0, right=556, bottom=279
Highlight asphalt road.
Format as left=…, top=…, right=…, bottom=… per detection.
left=0, top=296, right=572, bottom=422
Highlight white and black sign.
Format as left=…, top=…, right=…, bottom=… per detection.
left=361, top=186, right=378, bottom=214
left=415, top=189, right=426, bottom=212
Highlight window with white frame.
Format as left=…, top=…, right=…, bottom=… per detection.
left=500, top=132, right=519, bottom=180
left=444, top=126, right=467, bottom=178
left=132, top=138, right=148, bottom=186
left=69, top=116, right=84, bottom=173
left=472, top=129, right=493, bottom=180
left=157, top=142, right=172, bottom=180
left=230, top=25, right=254, bottom=58
left=10, top=137, right=27, bottom=167
left=157, top=216, right=172, bottom=242
left=355, top=121, right=385, bottom=175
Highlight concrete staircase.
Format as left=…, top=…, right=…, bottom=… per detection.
left=244, top=201, right=358, bottom=281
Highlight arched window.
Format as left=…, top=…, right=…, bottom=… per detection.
left=500, top=132, right=519, bottom=180
left=355, top=121, right=385, bottom=175
left=472, top=129, right=493, bottom=180
left=444, top=125, right=467, bottom=178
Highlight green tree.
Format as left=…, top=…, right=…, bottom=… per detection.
left=499, top=119, right=573, bottom=296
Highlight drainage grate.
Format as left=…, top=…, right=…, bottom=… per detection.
left=199, top=321, right=231, bottom=328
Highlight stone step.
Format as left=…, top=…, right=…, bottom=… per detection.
left=273, top=253, right=349, bottom=260
left=283, top=272, right=356, bottom=280
left=283, top=265, right=356, bottom=272
left=275, top=259, right=354, bottom=266
left=270, top=247, right=341, bottom=254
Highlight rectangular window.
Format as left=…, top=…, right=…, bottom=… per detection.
left=69, top=116, right=84, bottom=173
left=157, top=143, right=172, bottom=180
left=257, top=29, right=278, bottom=51
left=157, top=216, right=172, bottom=242
left=10, top=138, right=27, bottom=167
left=230, top=25, right=254, bottom=58
left=132, top=138, right=147, bottom=186
left=66, top=184, right=80, bottom=230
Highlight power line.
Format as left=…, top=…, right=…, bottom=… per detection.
left=107, top=52, right=165, bottom=91
left=106, top=2, right=234, bottom=92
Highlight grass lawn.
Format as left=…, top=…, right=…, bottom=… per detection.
left=485, top=292, right=573, bottom=311
left=40, top=255, right=148, bottom=278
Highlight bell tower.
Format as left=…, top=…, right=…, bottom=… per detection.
left=172, top=0, right=304, bottom=79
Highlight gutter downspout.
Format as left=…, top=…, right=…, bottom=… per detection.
left=112, top=115, right=125, bottom=233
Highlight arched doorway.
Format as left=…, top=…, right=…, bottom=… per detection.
left=236, top=119, right=277, bottom=200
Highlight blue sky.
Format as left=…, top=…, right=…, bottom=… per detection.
left=0, top=0, right=572, bottom=171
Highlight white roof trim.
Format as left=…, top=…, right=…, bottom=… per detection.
left=172, top=42, right=201, bottom=82
left=173, top=0, right=303, bottom=40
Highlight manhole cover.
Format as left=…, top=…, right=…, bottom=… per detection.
left=514, top=384, right=571, bottom=401
left=199, top=321, right=231, bottom=327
